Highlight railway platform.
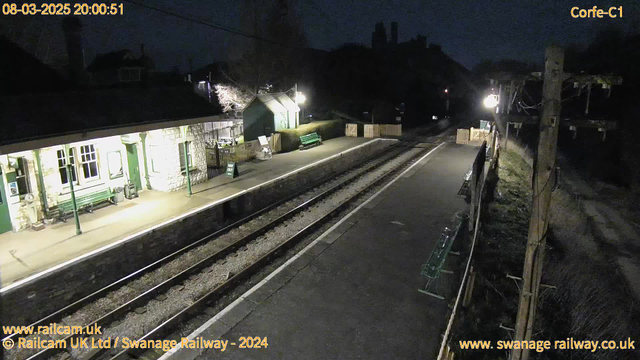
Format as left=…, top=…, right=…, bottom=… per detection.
left=0, top=137, right=376, bottom=289
left=169, top=142, right=478, bottom=360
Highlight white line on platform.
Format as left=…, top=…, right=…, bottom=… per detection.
left=1, top=138, right=396, bottom=293
left=159, top=141, right=446, bottom=359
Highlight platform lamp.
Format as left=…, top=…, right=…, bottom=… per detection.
left=180, top=125, right=192, bottom=196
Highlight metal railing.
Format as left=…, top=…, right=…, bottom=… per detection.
left=437, top=127, right=500, bottom=360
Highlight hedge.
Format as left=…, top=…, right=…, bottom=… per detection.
left=277, top=119, right=344, bottom=152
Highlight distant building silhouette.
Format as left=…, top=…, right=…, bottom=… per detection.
left=371, top=22, right=387, bottom=50
left=62, top=17, right=88, bottom=86
left=371, top=22, right=425, bottom=51
left=390, top=22, right=398, bottom=47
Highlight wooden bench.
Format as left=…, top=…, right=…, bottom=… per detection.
left=299, top=132, right=322, bottom=150
left=57, top=188, right=115, bottom=222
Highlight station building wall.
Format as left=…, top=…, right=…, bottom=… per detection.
left=0, top=123, right=208, bottom=232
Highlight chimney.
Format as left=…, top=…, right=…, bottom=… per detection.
left=62, top=17, right=86, bottom=85
left=391, top=22, right=398, bottom=46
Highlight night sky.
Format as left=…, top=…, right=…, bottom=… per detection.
left=4, top=0, right=640, bottom=72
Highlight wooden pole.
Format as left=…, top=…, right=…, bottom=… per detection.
left=505, top=122, right=510, bottom=150
left=511, top=46, right=564, bottom=360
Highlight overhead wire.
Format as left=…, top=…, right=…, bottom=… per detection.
left=122, top=0, right=302, bottom=49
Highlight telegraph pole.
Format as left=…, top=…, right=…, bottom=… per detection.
left=511, top=45, right=564, bottom=360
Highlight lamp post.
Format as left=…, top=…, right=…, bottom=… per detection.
left=180, top=125, right=192, bottom=196
left=444, top=88, right=450, bottom=116
left=483, top=94, right=499, bottom=109
left=65, top=144, right=82, bottom=235
left=295, top=89, right=306, bottom=126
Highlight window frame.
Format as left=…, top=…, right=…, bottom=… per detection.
left=57, top=148, right=78, bottom=186
left=14, top=157, right=31, bottom=197
left=178, top=142, right=193, bottom=172
left=107, top=150, right=124, bottom=180
left=79, top=144, right=100, bottom=181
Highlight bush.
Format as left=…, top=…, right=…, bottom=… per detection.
left=277, top=119, right=345, bottom=152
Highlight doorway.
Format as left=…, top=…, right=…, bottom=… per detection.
left=0, top=169, right=13, bottom=234
left=125, top=144, right=142, bottom=190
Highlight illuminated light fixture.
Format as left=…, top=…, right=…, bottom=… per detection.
left=483, top=94, right=499, bottom=108
left=444, top=89, right=448, bottom=93
left=295, top=92, right=306, bottom=104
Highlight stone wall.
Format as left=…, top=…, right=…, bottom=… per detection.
left=0, top=152, right=41, bottom=231
left=1, top=139, right=394, bottom=326
left=146, top=124, right=207, bottom=192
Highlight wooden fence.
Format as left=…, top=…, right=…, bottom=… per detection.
left=345, top=123, right=358, bottom=137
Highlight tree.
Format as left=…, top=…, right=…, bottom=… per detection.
left=214, top=84, right=253, bottom=113
left=227, top=0, right=307, bottom=94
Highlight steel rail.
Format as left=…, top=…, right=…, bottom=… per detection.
left=109, top=144, right=434, bottom=360
left=24, top=143, right=414, bottom=360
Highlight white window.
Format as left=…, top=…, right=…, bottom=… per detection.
left=178, top=142, right=192, bottom=172
left=107, top=151, right=123, bottom=179
left=57, top=148, right=77, bottom=185
left=80, top=144, right=99, bottom=180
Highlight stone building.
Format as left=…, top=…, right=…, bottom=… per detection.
left=0, top=87, right=220, bottom=234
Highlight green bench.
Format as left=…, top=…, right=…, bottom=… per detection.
left=299, top=132, right=322, bottom=150
left=418, top=217, right=464, bottom=299
left=57, top=188, right=115, bottom=222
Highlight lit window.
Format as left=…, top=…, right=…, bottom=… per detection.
left=178, top=142, right=192, bottom=171
left=80, top=144, right=99, bottom=180
left=57, top=148, right=78, bottom=185
left=107, top=151, right=123, bottom=179
left=14, top=157, right=31, bottom=196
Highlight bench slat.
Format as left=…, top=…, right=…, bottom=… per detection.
left=57, top=188, right=114, bottom=218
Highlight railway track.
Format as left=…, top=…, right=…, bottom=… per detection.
left=5, top=124, right=454, bottom=360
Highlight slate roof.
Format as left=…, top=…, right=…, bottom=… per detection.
left=0, top=86, right=221, bottom=147
left=86, top=49, right=145, bottom=72
left=251, top=93, right=300, bottom=113
left=0, top=35, right=68, bottom=95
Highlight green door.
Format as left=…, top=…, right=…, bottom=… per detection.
left=0, top=169, right=13, bottom=234
left=125, top=144, right=142, bottom=190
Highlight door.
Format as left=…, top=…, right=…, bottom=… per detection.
left=125, top=144, right=142, bottom=190
left=0, top=169, right=13, bottom=234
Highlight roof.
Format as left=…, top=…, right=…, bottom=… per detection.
left=0, top=36, right=68, bottom=95
left=249, top=93, right=300, bottom=113
left=0, top=86, right=221, bottom=150
left=87, top=49, right=145, bottom=72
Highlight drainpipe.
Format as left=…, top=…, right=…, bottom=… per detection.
left=65, top=144, right=82, bottom=235
left=180, top=125, right=192, bottom=196
left=140, top=132, right=152, bottom=190
left=34, top=149, right=49, bottom=217
left=184, top=140, right=192, bottom=196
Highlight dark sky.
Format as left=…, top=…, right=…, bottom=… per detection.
left=4, top=0, right=640, bottom=72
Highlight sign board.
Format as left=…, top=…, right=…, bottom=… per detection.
left=479, top=120, right=491, bottom=131
left=258, top=135, right=269, bottom=146
left=120, top=134, right=140, bottom=144
left=226, top=161, right=239, bottom=178
left=8, top=182, right=18, bottom=196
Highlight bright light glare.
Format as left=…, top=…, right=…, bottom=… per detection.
left=296, top=92, right=306, bottom=104
left=444, top=89, right=448, bottom=93
left=483, top=94, right=499, bottom=108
